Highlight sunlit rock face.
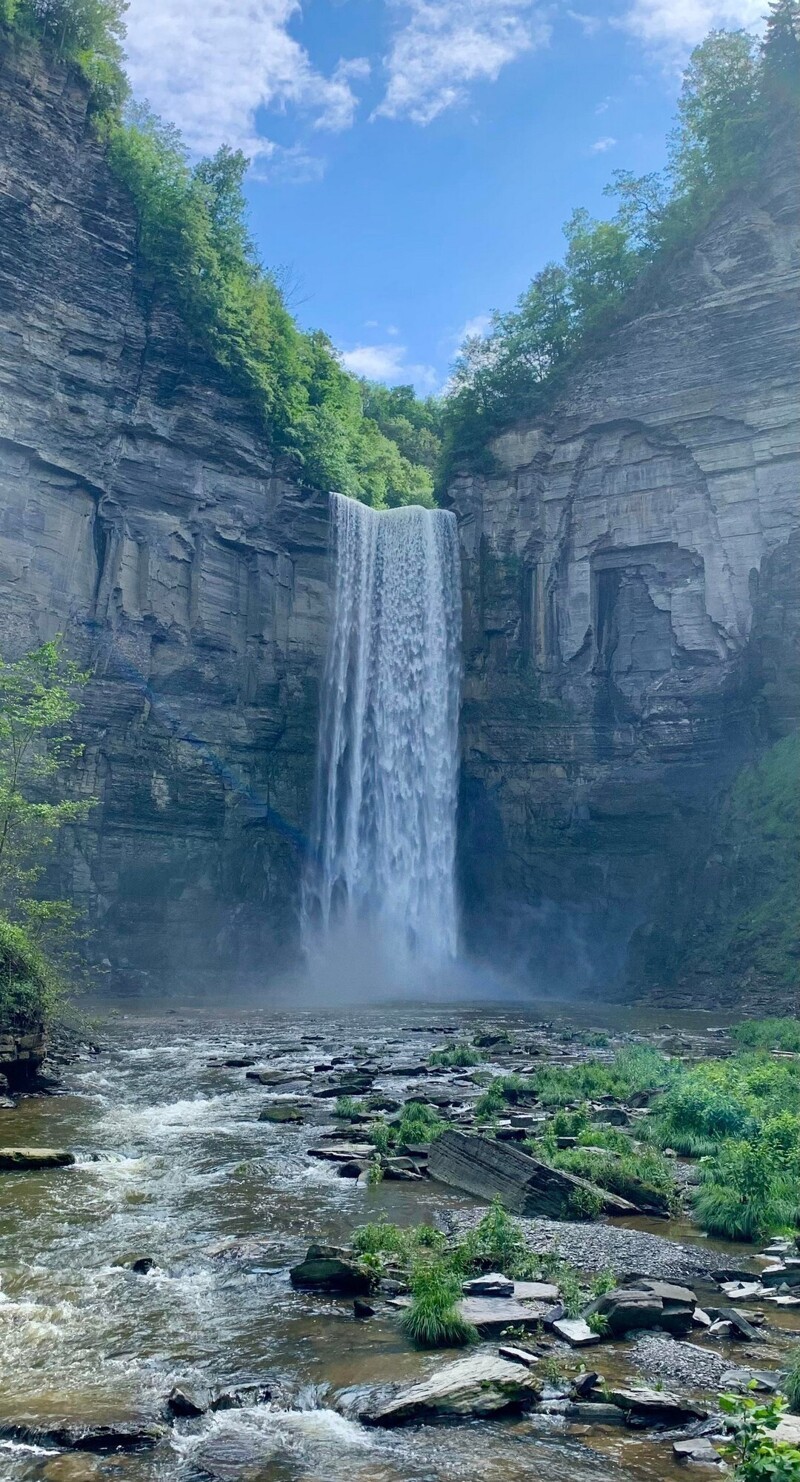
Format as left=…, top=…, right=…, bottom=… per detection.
left=449, top=135, right=800, bottom=1001
left=0, top=44, right=329, bottom=989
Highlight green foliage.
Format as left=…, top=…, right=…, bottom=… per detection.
left=333, top=1095, right=364, bottom=1120
left=0, top=918, right=59, bottom=1025
left=401, top=1259, right=478, bottom=1349
left=550, top=1143, right=679, bottom=1214
left=720, top=1390, right=800, bottom=1480
left=474, top=1074, right=530, bottom=1118
left=532, top=1045, right=676, bottom=1108
left=648, top=1053, right=800, bottom=1156
left=567, top=1184, right=604, bottom=1221
left=440, top=25, right=797, bottom=482
left=734, top=1020, right=800, bottom=1053
left=455, top=1197, right=538, bottom=1278
left=4, top=5, right=437, bottom=509
left=669, top=733, right=800, bottom=988
left=2, top=0, right=129, bottom=110
left=428, top=1041, right=484, bottom=1069
left=397, top=1101, right=446, bottom=1146
left=694, top=1135, right=800, bottom=1242
left=587, top=1311, right=611, bottom=1337
left=783, top=1347, right=800, bottom=1415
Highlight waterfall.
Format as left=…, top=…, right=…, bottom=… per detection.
left=303, top=492, right=462, bottom=979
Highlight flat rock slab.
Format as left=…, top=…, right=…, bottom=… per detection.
left=0, top=1148, right=75, bottom=1171
left=553, top=1318, right=601, bottom=1347
left=306, top=1145, right=374, bottom=1162
left=258, top=1105, right=305, bottom=1123
left=360, top=1353, right=542, bottom=1425
left=428, top=1131, right=635, bottom=1219
left=602, top=1387, right=708, bottom=1427
left=514, top=1280, right=560, bottom=1302
left=0, top=1421, right=164, bottom=1452
left=673, top=1438, right=724, bottom=1466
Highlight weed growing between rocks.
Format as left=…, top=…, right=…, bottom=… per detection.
left=401, top=1260, right=478, bottom=1349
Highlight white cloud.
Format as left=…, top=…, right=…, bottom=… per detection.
left=124, top=0, right=369, bottom=158
left=619, top=0, right=764, bottom=54
left=459, top=313, right=492, bottom=340
left=590, top=135, right=617, bottom=153
left=567, top=9, right=604, bottom=36
left=340, top=341, right=439, bottom=390
left=374, top=0, right=550, bottom=126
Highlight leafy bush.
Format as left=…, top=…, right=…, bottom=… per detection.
left=720, top=1389, right=800, bottom=1480
left=333, top=1095, right=364, bottom=1120
left=0, top=918, right=59, bottom=1026
left=550, top=1143, right=679, bottom=1214
left=648, top=1054, right=800, bottom=1157
left=734, top=1019, right=800, bottom=1053
left=455, top=1197, right=537, bottom=1278
left=532, top=1046, right=676, bottom=1108
left=401, top=1259, right=478, bottom=1349
left=396, top=1101, right=446, bottom=1146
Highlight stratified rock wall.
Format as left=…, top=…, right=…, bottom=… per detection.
left=0, top=40, right=329, bottom=990
left=449, top=137, right=800, bottom=1000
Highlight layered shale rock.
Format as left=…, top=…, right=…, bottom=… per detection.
left=0, top=39, right=329, bottom=989
left=448, top=133, right=800, bottom=1003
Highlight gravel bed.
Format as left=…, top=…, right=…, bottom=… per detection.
left=628, top=1332, right=729, bottom=1391
left=447, top=1210, right=744, bottom=1283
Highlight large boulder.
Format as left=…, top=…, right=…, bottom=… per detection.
left=428, top=1131, right=635, bottom=1218
left=289, top=1244, right=372, bottom=1295
left=360, top=1353, right=542, bottom=1425
left=586, top=1280, right=696, bottom=1336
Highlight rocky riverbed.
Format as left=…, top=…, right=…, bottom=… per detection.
left=0, top=1002, right=798, bottom=1482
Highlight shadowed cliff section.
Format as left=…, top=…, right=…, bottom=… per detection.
left=0, top=39, right=330, bottom=990
left=449, top=136, right=800, bottom=1007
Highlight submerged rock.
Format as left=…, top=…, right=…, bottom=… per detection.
left=258, top=1104, right=305, bottom=1124
left=360, top=1352, right=542, bottom=1425
left=600, top=1386, right=708, bottom=1427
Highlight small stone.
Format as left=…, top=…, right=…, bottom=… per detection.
left=353, top=1297, right=376, bottom=1319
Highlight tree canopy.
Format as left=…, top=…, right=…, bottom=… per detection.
left=440, top=10, right=799, bottom=482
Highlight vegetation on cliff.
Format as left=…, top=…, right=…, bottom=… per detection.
left=678, top=732, right=800, bottom=987
left=0, top=640, right=92, bottom=1029
left=441, top=1, right=800, bottom=480
left=0, top=1, right=441, bottom=509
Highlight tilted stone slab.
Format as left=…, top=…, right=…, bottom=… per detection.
left=360, top=1353, right=542, bottom=1425
left=428, top=1130, right=636, bottom=1218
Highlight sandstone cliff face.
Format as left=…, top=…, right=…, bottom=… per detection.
left=449, top=141, right=800, bottom=1000
left=0, top=41, right=329, bottom=989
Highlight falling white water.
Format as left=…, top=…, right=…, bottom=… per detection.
left=302, top=492, right=462, bottom=981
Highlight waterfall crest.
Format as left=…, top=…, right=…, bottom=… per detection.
left=303, top=492, right=462, bottom=978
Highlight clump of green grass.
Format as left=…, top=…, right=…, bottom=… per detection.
left=397, top=1101, right=446, bottom=1145
left=428, top=1041, right=484, bottom=1069
left=474, top=1074, right=532, bottom=1118
left=531, top=1045, right=676, bottom=1108
left=694, top=1136, right=800, bottom=1242
left=333, top=1095, right=365, bottom=1120
left=733, top=1019, right=800, bottom=1053
left=548, top=1143, right=679, bottom=1214
left=401, top=1259, right=478, bottom=1349
left=647, top=1054, right=800, bottom=1157
left=783, top=1347, right=800, bottom=1414
left=455, top=1197, right=542, bottom=1278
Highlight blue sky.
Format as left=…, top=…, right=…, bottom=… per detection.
left=123, top=0, right=764, bottom=394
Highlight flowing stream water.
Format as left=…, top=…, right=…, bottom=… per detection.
left=302, top=494, right=462, bottom=978
left=0, top=1006, right=740, bottom=1482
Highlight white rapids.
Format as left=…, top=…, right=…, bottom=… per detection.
left=303, top=492, right=462, bottom=978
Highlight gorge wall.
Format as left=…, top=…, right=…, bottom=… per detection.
left=0, top=40, right=329, bottom=992
left=1, top=38, right=798, bottom=1002
left=449, top=135, right=800, bottom=1004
